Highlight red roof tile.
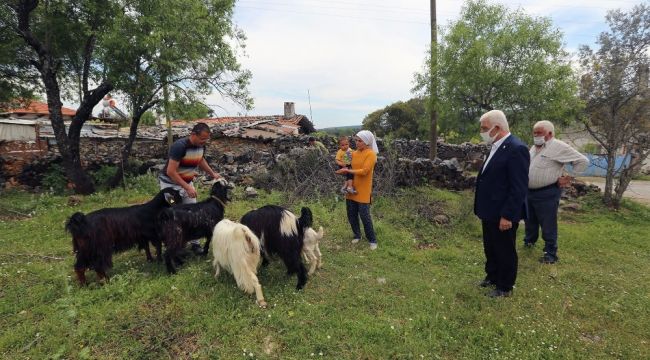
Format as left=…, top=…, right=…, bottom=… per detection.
left=6, top=101, right=76, bottom=117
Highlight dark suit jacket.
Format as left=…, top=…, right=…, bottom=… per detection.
left=474, top=134, right=530, bottom=223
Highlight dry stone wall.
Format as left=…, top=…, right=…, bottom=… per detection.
left=2, top=132, right=489, bottom=191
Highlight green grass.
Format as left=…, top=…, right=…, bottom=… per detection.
left=1, top=175, right=649, bottom=359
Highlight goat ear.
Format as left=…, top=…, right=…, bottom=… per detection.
left=164, top=192, right=176, bottom=205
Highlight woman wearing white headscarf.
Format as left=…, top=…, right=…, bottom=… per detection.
left=335, top=130, right=379, bottom=249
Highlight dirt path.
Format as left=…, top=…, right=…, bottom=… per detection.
left=578, top=177, right=650, bottom=205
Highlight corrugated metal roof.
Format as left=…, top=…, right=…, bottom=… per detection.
left=0, top=119, right=37, bottom=125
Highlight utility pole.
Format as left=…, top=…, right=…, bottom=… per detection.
left=429, top=0, right=438, bottom=159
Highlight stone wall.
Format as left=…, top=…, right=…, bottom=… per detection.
left=1, top=133, right=489, bottom=190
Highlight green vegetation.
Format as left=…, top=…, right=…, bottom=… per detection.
left=318, top=125, right=362, bottom=137
left=1, top=175, right=649, bottom=358
left=362, top=98, right=428, bottom=140
left=579, top=143, right=601, bottom=154
left=413, top=0, right=580, bottom=141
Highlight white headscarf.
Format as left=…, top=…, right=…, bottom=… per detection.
left=356, top=130, right=379, bottom=154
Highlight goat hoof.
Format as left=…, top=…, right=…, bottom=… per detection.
left=257, top=300, right=268, bottom=309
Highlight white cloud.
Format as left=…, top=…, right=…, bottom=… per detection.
left=208, top=1, right=640, bottom=128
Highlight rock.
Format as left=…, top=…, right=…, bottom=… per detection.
left=223, top=152, right=235, bottom=164
left=561, top=203, right=581, bottom=212
left=68, top=195, right=82, bottom=206
left=441, top=158, right=461, bottom=171
left=433, top=214, right=450, bottom=225
left=245, top=186, right=258, bottom=198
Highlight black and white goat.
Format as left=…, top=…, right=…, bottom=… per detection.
left=240, top=205, right=313, bottom=290
left=158, top=180, right=232, bottom=274
left=65, top=188, right=181, bottom=285
left=211, top=219, right=267, bottom=308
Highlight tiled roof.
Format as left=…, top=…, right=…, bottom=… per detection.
left=4, top=100, right=77, bottom=117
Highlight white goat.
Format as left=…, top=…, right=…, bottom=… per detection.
left=211, top=219, right=267, bottom=308
left=302, top=226, right=324, bottom=275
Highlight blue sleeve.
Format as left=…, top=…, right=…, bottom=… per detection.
left=168, top=139, right=186, bottom=161
left=501, top=143, right=530, bottom=221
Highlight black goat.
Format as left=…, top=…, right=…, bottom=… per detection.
left=65, top=188, right=181, bottom=285
left=240, top=205, right=313, bottom=290
left=158, top=180, right=232, bottom=274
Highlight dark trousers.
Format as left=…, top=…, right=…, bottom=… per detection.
left=346, top=199, right=377, bottom=244
left=524, top=187, right=561, bottom=259
left=482, top=220, right=518, bottom=292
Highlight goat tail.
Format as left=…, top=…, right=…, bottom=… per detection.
left=238, top=225, right=261, bottom=256
left=317, top=226, right=324, bottom=238
left=233, top=225, right=262, bottom=294
left=298, top=207, right=313, bottom=230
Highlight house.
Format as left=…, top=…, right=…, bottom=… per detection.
left=170, top=102, right=316, bottom=139
left=0, top=100, right=80, bottom=157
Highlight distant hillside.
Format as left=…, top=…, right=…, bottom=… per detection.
left=318, top=125, right=362, bottom=136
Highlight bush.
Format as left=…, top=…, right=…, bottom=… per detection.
left=41, top=164, right=68, bottom=194
left=91, top=165, right=118, bottom=188
left=580, top=142, right=601, bottom=154
left=251, top=146, right=403, bottom=202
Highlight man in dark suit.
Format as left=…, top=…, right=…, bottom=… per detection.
left=474, top=110, right=530, bottom=298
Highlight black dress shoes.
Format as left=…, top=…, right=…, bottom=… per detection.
left=487, top=289, right=512, bottom=298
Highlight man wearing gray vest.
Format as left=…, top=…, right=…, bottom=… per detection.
left=525, top=120, right=589, bottom=264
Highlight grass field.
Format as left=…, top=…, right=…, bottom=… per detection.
left=1, top=175, right=649, bottom=359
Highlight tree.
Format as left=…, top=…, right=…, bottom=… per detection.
left=414, top=0, right=580, bottom=141
left=167, top=98, right=214, bottom=122
left=101, top=0, right=251, bottom=188
left=578, top=4, right=650, bottom=208
left=0, top=27, right=40, bottom=107
left=3, top=0, right=116, bottom=194
left=363, top=98, right=428, bottom=140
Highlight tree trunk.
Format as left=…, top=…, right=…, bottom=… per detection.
left=107, top=101, right=157, bottom=188
left=603, top=151, right=616, bottom=206
left=108, top=117, right=141, bottom=189
left=38, top=60, right=96, bottom=194
left=612, top=150, right=645, bottom=208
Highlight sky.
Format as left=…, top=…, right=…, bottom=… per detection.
left=199, top=0, right=641, bottom=129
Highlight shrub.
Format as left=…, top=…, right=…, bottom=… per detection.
left=91, top=165, right=118, bottom=188
left=580, top=143, right=601, bottom=154
left=251, top=146, right=403, bottom=203
left=41, top=164, right=68, bottom=194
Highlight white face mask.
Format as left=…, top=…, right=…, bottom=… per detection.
left=533, top=136, right=546, bottom=146
left=480, top=126, right=497, bottom=144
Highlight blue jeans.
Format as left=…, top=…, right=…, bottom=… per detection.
left=346, top=199, right=377, bottom=244
left=524, top=186, right=562, bottom=259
